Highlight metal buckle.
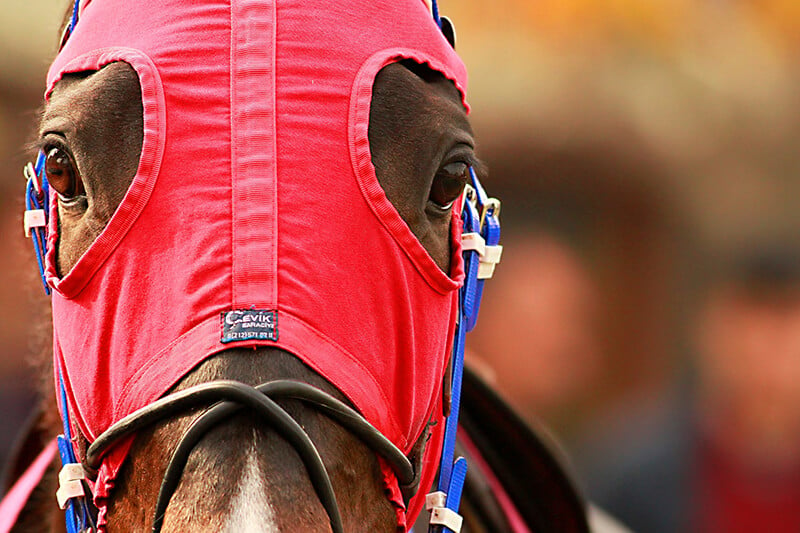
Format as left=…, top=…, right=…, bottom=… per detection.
left=462, top=184, right=477, bottom=210
left=478, top=197, right=501, bottom=230
left=24, top=161, right=41, bottom=194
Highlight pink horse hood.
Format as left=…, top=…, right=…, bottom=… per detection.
left=44, top=0, right=468, bottom=526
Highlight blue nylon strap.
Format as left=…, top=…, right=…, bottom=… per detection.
left=431, top=0, right=442, bottom=28
left=25, top=151, right=50, bottom=295
left=463, top=167, right=499, bottom=332
left=36, top=151, right=49, bottom=214
left=435, top=306, right=465, bottom=498
left=57, top=368, right=80, bottom=533
left=435, top=194, right=479, bottom=493
left=57, top=365, right=95, bottom=532
left=57, top=368, right=73, bottom=444
left=468, top=169, right=500, bottom=333
left=460, top=195, right=481, bottom=331
left=48, top=6, right=94, bottom=519
left=446, top=457, right=467, bottom=513
left=58, top=0, right=80, bottom=50
left=56, top=436, right=81, bottom=533
left=69, top=0, right=80, bottom=36
left=25, top=181, right=48, bottom=293
left=429, top=166, right=500, bottom=533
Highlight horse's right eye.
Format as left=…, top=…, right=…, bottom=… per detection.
left=45, top=146, right=84, bottom=200
left=429, top=161, right=469, bottom=210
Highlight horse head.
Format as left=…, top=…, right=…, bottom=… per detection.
left=23, top=1, right=501, bottom=531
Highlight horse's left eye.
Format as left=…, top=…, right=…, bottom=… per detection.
left=45, top=146, right=84, bottom=200
left=430, top=162, right=469, bottom=210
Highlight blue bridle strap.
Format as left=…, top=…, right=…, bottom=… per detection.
left=428, top=168, right=502, bottom=533
left=59, top=0, right=81, bottom=50
left=23, top=151, right=50, bottom=295
left=56, top=362, right=96, bottom=533
left=70, top=0, right=80, bottom=31
left=41, top=3, right=97, bottom=529
left=431, top=0, right=442, bottom=28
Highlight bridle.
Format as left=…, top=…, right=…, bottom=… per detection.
left=88, top=380, right=417, bottom=533
left=23, top=2, right=501, bottom=533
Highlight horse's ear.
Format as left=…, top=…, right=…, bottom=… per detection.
left=440, top=16, right=456, bottom=49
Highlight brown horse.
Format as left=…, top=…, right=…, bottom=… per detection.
left=34, top=64, right=460, bottom=533
left=3, top=2, right=598, bottom=532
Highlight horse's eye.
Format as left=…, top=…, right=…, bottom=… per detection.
left=430, top=161, right=469, bottom=210
left=45, top=146, right=84, bottom=200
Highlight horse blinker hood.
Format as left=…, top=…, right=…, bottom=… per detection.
left=40, top=0, right=478, bottom=528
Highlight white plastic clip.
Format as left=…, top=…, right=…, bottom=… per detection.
left=425, top=491, right=447, bottom=511
left=429, top=506, right=463, bottom=533
left=24, top=209, right=47, bottom=237
left=477, top=244, right=503, bottom=280
left=461, top=232, right=486, bottom=256
left=426, top=491, right=463, bottom=532
left=56, top=463, right=85, bottom=510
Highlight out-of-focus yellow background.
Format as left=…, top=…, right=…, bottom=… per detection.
left=3, top=1, right=800, bottom=529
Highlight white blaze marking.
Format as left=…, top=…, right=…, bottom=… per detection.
left=225, top=446, right=278, bottom=532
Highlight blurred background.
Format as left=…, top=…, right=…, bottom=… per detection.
left=3, top=1, right=800, bottom=530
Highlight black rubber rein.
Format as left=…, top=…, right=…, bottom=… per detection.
left=85, top=379, right=415, bottom=533
left=151, top=380, right=418, bottom=532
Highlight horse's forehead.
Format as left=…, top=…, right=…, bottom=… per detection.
left=47, top=0, right=467, bottom=517
left=43, top=64, right=136, bottom=135
left=373, top=62, right=472, bottom=135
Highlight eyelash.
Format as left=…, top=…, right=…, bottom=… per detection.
left=442, top=148, right=477, bottom=170
left=37, top=133, right=70, bottom=155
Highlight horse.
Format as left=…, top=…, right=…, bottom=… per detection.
left=2, top=1, right=598, bottom=532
